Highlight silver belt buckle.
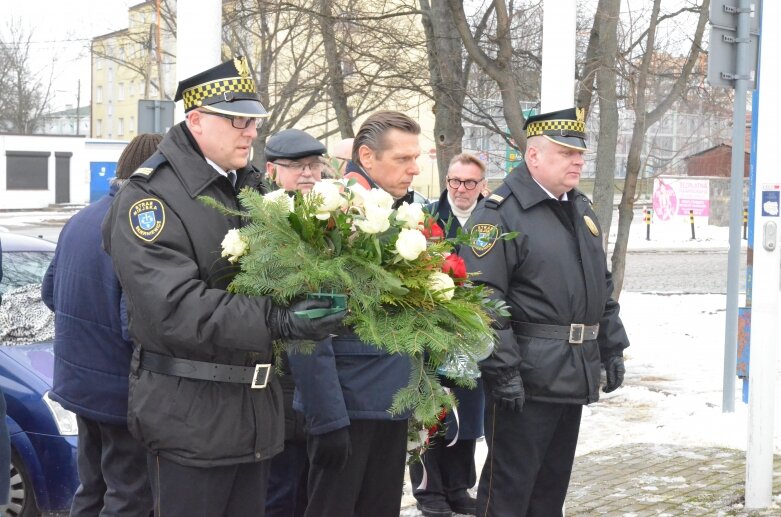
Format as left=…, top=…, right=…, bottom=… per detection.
left=569, top=324, right=585, bottom=344
left=251, top=364, right=271, bottom=389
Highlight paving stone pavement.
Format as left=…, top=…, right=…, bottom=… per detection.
left=401, top=443, right=781, bottom=516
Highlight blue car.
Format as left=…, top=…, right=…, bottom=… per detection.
left=0, top=231, right=79, bottom=517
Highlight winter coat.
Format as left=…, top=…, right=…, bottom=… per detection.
left=41, top=184, right=134, bottom=424
left=462, top=163, right=629, bottom=405
left=101, top=122, right=283, bottom=467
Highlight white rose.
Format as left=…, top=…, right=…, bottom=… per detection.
left=428, top=271, right=455, bottom=301
left=395, top=228, right=427, bottom=261
left=394, top=202, right=424, bottom=229
left=220, top=228, right=249, bottom=263
left=363, top=188, right=394, bottom=211
left=264, top=189, right=294, bottom=212
left=310, top=180, right=347, bottom=220
left=355, top=204, right=392, bottom=234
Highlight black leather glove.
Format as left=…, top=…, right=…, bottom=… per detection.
left=309, top=427, right=352, bottom=470
left=270, top=299, right=346, bottom=341
left=603, top=355, right=626, bottom=393
left=487, top=370, right=525, bottom=413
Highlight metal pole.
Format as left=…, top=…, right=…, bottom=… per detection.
left=540, top=0, right=576, bottom=112
left=745, top=0, right=776, bottom=509
left=722, top=0, right=751, bottom=413
left=690, top=210, right=696, bottom=240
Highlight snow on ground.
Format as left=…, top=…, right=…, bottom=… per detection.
left=578, top=291, right=781, bottom=457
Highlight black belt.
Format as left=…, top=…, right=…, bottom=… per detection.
left=512, top=321, right=599, bottom=344
left=139, top=350, right=272, bottom=389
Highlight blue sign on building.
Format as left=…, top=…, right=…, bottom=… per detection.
left=89, top=162, right=117, bottom=202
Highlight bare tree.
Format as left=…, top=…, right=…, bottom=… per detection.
left=0, top=20, right=54, bottom=133
left=446, top=0, right=530, bottom=151
left=610, top=0, right=710, bottom=297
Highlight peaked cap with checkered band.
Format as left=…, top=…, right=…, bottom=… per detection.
left=174, top=56, right=268, bottom=117
left=524, top=107, right=587, bottom=151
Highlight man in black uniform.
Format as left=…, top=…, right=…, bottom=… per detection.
left=463, top=107, right=629, bottom=517
left=101, top=57, right=345, bottom=517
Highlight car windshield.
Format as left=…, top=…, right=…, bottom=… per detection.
left=1, top=250, right=54, bottom=295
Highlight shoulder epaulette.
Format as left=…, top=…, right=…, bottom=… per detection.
left=130, top=151, right=168, bottom=181
left=485, top=183, right=512, bottom=209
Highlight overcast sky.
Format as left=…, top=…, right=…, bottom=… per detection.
left=5, top=0, right=133, bottom=111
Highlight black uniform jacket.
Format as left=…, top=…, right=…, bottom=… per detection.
left=102, top=122, right=284, bottom=467
left=463, top=163, right=629, bottom=405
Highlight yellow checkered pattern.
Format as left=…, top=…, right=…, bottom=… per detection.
left=182, top=77, right=257, bottom=110
left=526, top=119, right=585, bottom=137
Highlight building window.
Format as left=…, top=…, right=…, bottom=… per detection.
left=118, top=82, right=125, bottom=100
left=96, top=86, right=103, bottom=104
left=130, top=116, right=135, bottom=134
left=5, top=151, right=50, bottom=190
left=129, top=80, right=135, bottom=97
left=96, top=119, right=102, bottom=137
left=118, top=118, right=124, bottom=136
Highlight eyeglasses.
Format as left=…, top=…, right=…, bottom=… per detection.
left=446, top=177, right=484, bottom=190
left=198, top=111, right=262, bottom=130
left=274, top=160, right=325, bottom=174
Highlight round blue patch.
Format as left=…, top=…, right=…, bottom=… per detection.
left=128, top=198, right=166, bottom=242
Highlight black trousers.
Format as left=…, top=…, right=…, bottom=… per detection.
left=70, top=415, right=153, bottom=517
left=409, top=436, right=476, bottom=506
left=266, top=440, right=308, bottom=517
left=304, top=419, right=407, bottom=517
left=477, top=400, right=582, bottom=517
left=148, top=453, right=270, bottom=517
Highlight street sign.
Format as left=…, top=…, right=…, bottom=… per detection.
left=707, top=0, right=759, bottom=89
left=708, top=27, right=759, bottom=89
left=709, top=0, right=760, bottom=32
left=138, top=99, right=175, bottom=134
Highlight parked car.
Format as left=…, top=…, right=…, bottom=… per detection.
left=0, top=231, right=79, bottom=517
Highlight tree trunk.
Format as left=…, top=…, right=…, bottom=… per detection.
left=590, top=0, right=620, bottom=247
left=319, top=0, right=354, bottom=138
left=419, top=0, right=465, bottom=189
left=611, top=0, right=709, bottom=297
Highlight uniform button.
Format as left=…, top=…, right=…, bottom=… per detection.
left=255, top=452, right=261, bottom=459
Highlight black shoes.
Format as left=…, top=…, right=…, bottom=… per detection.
left=416, top=493, right=477, bottom=516
left=447, top=493, right=477, bottom=516
left=416, top=501, right=453, bottom=517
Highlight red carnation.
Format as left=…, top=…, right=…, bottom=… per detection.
left=442, top=253, right=467, bottom=284
left=422, top=219, right=445, bottom=241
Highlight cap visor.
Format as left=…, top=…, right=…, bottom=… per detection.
left=202, top=100, right=269, bottom=118
left=544, top=135, right=588, bottom=151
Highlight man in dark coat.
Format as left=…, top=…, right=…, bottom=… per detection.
left=42, top=133, right=162, bottom=516
left=463, top=107, right=629, bottom=517
left=410, top=152, right=486, bottom=517
left=289, top=111, right=420, bottom=517
left=101, top=57, right=345, bottom=517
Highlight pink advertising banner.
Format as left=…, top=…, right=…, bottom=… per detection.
left=652, top=177, right=710, bottom=221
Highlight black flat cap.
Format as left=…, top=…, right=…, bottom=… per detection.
left=524, top=107, right=587, bottom=151
left=265, top=129, right=327, bottom=161
left=174, top=56, right=268, bottom=117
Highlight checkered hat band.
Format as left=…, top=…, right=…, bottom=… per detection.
left=526, top=120, right=585, bottom=138
left=182, top=77, right=257, bottom=109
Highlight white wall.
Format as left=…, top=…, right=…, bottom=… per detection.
left=0, top=135, right=127, bottom=209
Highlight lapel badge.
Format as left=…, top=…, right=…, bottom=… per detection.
left=471, top=224, right=500, bottom=257
left=583, top=215, right=599, bottom=237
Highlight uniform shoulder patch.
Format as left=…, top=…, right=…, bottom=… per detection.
left=485, top=184, right=512, bottom=209
left=470, top=223, right=500, bottom=257
left=128, top=198, right=166, bottom=242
